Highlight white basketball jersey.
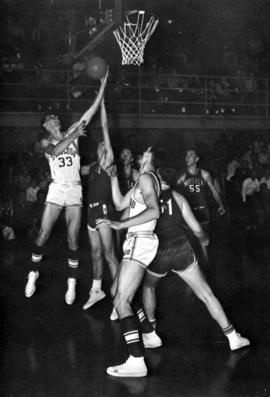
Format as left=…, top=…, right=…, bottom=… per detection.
left=128, top=172, right=160, bottom=233
left=45, top=138, right=81, bottom=182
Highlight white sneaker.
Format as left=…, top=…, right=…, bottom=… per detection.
left=83, top=289, right=106, bottom=310
left=142, top=330, right=163, bottom=348
left=106, top=355, right=147, bottom=377
left=65, top=278, right=77, bottom=305
left=228, top=331, right=250, bottom=351
left=110, top=307, right=118, bottom=321
left=25, top=271, right=39, bottom=298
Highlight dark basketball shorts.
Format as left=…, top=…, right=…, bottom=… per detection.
left=87, top=202, right=114, bottom=230
left=192, top=206, right=210, bottom=226
left=147, top=237, right=198, bottom=278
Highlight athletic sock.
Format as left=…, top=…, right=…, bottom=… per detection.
left=92, top=279, right=102, bottom=290
left=222, top=324, right=235, bottom=336
left=30, top=243, right=44, bottom=271
left=67, top=249, right=79, bottom=278
left=132, top=299, right=153, bottom=334
left=150, top=319, right=157, bottom=329
left=120, top=315, right=144, bottom=357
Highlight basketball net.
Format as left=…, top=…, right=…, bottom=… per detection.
left=113, top=10, right=159, bottom=66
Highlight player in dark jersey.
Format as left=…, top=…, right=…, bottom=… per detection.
left=118, top=148, right=139, bottom=195
left=177, top=149, right=225, bottom=225
left=115, top=148, right=139, bottom=259
left=81, top=98, right=119, bottom=313
left=142, top=167, right=250, bottom=351
left=177, top=149, right=226, bottom=261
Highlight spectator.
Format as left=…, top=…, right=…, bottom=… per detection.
left=258, top=146, right=270, bottom=169
left=257, top=183, right=270, bottom=227
left=38, top=170, right=50, bottom=192
left=235, top=160, right=252, bottom=186
left=241, top=170, right=260, bottom=203
left=242, top=147, right=253, bottom=169
left=18, top=166, right=31, bottom=191
left=1, top=222, right=16, bottom=242
left=226, top=156, right=241, bottom=182
left=260, top=168, right=270, bottom=189
left=26, top=178, right=40, bottom=202
left=241, top=169, right=260, bottom=229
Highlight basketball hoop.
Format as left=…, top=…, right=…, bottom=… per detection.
left=113, top=10, right=159, bottom=66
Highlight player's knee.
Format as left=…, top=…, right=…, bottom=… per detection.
left=91, top=247, right=102, bottom=262
left=103, top=250, right=115, bottom=264
left=104, top=250, right=113, bottom=263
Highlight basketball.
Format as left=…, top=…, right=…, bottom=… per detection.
left=86, top=57, right=107, bottom=80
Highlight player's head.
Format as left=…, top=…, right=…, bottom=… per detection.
left=120, top=148, right=133, bottom=164
left=41, top=114, right=61, bottom=137
left=136, top=153, right=143, bottom=169
left=185, top=149, right=199, bottom=167
left=157, top=167, right=177, bottom=187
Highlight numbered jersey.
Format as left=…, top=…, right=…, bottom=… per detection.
left=182, top=168, right=207, bottom=210
left=128, top=172, right=160, bottom=234
left=45, top=138, right=81, bottom=182
left=155, top=189, right=186, bottom=245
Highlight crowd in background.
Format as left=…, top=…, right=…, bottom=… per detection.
left=1, top=0, right=270, bottom=117
left=1, top=131, right=270, bottom=247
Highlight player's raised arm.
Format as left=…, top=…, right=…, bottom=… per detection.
left=100, top=98, right=114, bottom=169
left=79, top=68, right=109, bottom=126
left=108, top=167, right=132, bottom=211
left=41, top=121, right=86, bottom=157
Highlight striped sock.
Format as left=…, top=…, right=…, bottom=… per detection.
left=150, top=319, right=157, bottom=329
left=120, top=315, right=144, bottom=357
left=136, top=307, right=154, bottom=334
left=67, top=249, right=79, bottom=278
left=222, top=324, right=235, bottom=336
left=30, top=243, right=44, bottom=271
left=132, top=299, right=153, bottom=334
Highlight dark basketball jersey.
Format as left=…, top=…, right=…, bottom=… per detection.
left=182, top=168, right=207, bottom=209
left=155, top=189, right=187, bottom=245
left=87, top=163, right=113, bottom=205
left=181, top=168, right=210, bottom=224
left=118, top=167, right=136, bottom=195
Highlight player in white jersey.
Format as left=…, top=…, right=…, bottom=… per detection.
left=25, top=70, right=109, bottom=304
left=96, top=147, right=162, bottom=377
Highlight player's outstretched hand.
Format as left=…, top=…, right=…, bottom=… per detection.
left=100, top=67, right=109, bottom=84
left=106, top=164, right=118, bottom=177
left=96, top=218, right=122, bottom=230
left=66, top=121, right=80, bottom=135
left=74, top=121, right=87, bottom=138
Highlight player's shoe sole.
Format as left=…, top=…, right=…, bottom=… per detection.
left=83, top=289, right=106, bottom=310
left=25, top=271, right=39, bottom=298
